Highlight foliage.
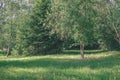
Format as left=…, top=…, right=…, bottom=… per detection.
left=96, top=0, right=120, bottom=50
left=0, top=0, right=119, bottom=56
left=23, top=0, right=63, bottom=55
left=48, top=0, right=99, bottom=58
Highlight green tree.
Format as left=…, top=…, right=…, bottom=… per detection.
left=96, top=0, right=120, bottom=50
left=0, top=0, right=18, bottom=56
left=48, top=0, right=97, bottom=58
left=12, top=0, right=35, bottom=55
left=15, top=0, right=63, bottom=55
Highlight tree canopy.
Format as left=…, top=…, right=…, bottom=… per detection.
left=0, top=0, right=119, bottom=57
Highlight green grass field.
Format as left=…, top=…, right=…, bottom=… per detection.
left=0, top=50, right=120, bottom=80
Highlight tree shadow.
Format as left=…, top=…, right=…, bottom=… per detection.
left=0, top=52, right=120, bottom=70
left=0, top=52, right=120, bottom=80
left=63, top=50, right=108, bottom=55
left=0, top=51, right=6, bottom=56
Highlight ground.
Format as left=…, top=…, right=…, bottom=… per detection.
left=0, top=50, right=120, bottom=80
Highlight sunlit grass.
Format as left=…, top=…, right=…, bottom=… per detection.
left=0, top=50, right=120, bottom=80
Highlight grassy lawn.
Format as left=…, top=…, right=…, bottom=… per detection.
left=0, top=50, right=120, bottom=80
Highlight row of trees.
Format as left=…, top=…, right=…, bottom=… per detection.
left=0, top=0, right=120, bottom=58
left=48, top=0, right=120, bottom=58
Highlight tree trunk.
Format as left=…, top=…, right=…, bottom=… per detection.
left=6, top=14, right=12, bottom=57
left=80, top=43, right=84, bottom=59
left=6, top=47, right=10, bottom=57
left=6, top=43, right=12, bottom=57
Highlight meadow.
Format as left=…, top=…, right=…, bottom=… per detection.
left=0, top=50, right=120, bottom=80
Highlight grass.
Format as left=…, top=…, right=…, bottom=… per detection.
left=0, top=50, right=120, bottom=80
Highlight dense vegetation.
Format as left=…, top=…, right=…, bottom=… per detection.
left=0, top=0, right=120, bottom=57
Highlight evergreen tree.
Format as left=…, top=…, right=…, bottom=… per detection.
left=20, top=0, right=63, bottom=55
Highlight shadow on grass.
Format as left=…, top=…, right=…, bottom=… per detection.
left=0, top=52, right=120, bottom=70
left=0, top=51, right=120, bottom=80
left=63, top=50, right=108, bottom=55
left=0, top=51, right=6, bottom=56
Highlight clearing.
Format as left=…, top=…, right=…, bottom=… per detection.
left=0, top=50, right=120, bottom=80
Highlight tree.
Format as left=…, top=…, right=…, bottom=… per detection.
left=0, top=0, right=17, bottom=56
left=12, top=0, right=34, bottom=55
left=0, top=0, right=6, bottom=50
left=95, top=0, right=120, bottom=50
left=0, top=0, right=32, bottom=56
left=5, top=0, right=20, bottom=56
left=48, top=0, right=97, bottom=58
left=14, top=0, right=63, bottom=55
